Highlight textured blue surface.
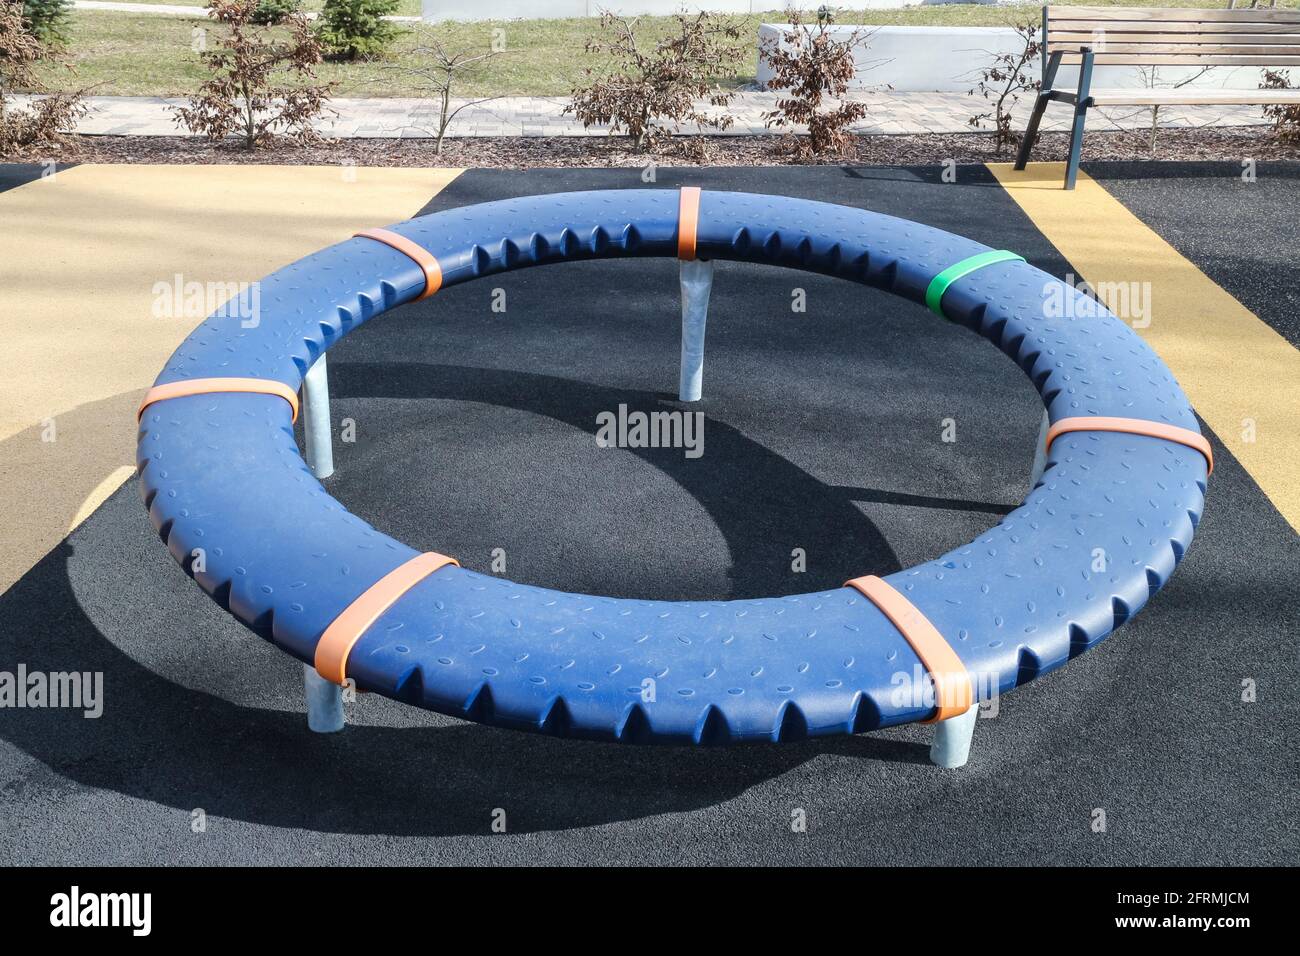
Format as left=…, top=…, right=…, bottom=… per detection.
left=138, top=189, right=1208, bottom=743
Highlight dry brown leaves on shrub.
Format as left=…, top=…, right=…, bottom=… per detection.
left=0, top=0, right=88, bottom=153
left=760, top=10, right=870, bottom=159
left=172, top=0, right=333, bottom=149
left=966, top=22, right=1041, bottom=156
left=1261, top=69, right=1300, bottom=145
left=566, top=11, right=745, bottom=151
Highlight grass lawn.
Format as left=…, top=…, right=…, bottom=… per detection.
left=89, top=0, right=426, bottom=14
left=34, top=2, right=1300, bottom=99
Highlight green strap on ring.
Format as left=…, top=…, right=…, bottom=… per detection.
left=925, top=250, right=1025, bottom=316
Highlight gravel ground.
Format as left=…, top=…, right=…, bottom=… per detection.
left=4, top=126, right=1299, bottom=167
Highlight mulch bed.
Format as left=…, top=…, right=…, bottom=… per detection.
left=3, top=126, right=1298, bottom=167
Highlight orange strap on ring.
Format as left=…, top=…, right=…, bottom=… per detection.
left=354, top=227, right=442, bottom=300
left=1046, top=416, right=1213, bottom=475
left=677, top=187, right=701, bottom=261
left=845, top=574, right=973, bottom=722
left=314, top=551, right=459, bottom=685
left=137, top=377, right=300, bottom=423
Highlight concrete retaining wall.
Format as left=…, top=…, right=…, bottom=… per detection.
left=755, top=23, right=1274, bottom=93
left=420, top=1, right=994, bottom=24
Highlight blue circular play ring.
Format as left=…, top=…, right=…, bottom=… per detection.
left=137, top=189, right=1209, bottom=744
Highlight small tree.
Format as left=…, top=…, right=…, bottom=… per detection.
left=566, top=11, right=745, bottom=151
left=380, top=26, right=507, bottom=155
left=21, top=0, right=71, bottom=46
left=251, top=0, right=298, bottom=26
left=1, top=0, right=87, bottom=152
left=173, top=0, right=332, bottom=149
left=966, top=22, right=1040, bottom=155
left=1261, top=69, right=1300, bottom=144
left=316, top=0, right=400, bottom=62
left=760, top=9, right=870, bottom=157
left=1132, top=64, right=1213, bottom=154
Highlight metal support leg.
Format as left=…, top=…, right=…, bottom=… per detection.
left=1029, top=409, right=1051, bottom=486
left=929, top=704, right=979, bottom=768
left=303, top=664, right=345, bottom=733
left=300, top=353, right=342, bottom=731
left=301, top=353, right=334, bottom=480
left=678, top=259, right=714, bottom=402
left=1013, top=94, right=1050, bottom=171
left=1014, top=50, right=1062, bottom=171
left=1064, top=48, right=1095, bottom=190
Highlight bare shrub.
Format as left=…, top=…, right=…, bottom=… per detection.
left=966, top=22, right=1040, bottom=155
left=1133, top=64, right=1213, bottom=154
left=1261, top=69, right=1300, bottom=144
left=379, top=25, right=508, bottom=155
left=172, top=0, right=332, bottom=149
left=0, top=0, right=87, bottom=153
left=760, top=8, right=870, bottom=158
left=566, top=10, right=745, bottom=151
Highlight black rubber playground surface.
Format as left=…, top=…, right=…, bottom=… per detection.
left=1, top=164, right=1296, bottom=865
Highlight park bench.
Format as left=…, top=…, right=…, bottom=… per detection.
left=1015, top=5, right=1300, bottom=188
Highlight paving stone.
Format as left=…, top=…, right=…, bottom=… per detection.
left=6, top=91, right=1270, bottom=140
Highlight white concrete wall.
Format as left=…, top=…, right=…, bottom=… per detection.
left=755, top=23, right=1274, bottom=93
left=421, top=1, right=993, bottom=23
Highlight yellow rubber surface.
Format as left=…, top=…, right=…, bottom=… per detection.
left=0, top=164, right=462, bottom=594
left=990, top=162, right=1300, bottom=532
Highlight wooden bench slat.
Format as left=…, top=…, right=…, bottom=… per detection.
left=1050, top=31, right=1300, bottom=45
left=1055, top=42, right=1300, bottom=55
left=1048, top=21, right=1300, bottom=35
left=1059, top=52, right=1300, bottom=65
left=1087, top=87, right=1300, bottom=105
left=1048, top=6, right=1300, bottom=24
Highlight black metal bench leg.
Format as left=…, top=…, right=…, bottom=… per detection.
left=1015, top=50, right=1062, bottom=171
left=1064, top=106, right=1089, bottom=189
left=1064, top=48, right=1095, bottom=190
left=1014, top=94, right=1050, bottom=170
